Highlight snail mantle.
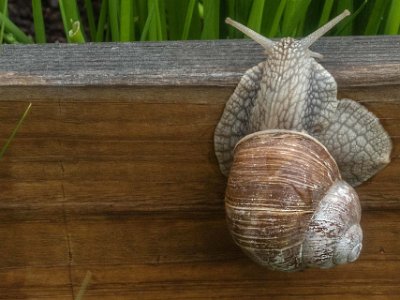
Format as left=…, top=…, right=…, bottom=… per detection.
left=0, top=36, right=398, bottom=298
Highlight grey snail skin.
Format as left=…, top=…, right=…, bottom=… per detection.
left=214, top=11, right=392, bottom=271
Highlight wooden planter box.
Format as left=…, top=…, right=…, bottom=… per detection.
left=0, top=36, right=399, bottom=299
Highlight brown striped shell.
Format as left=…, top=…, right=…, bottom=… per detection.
left=225, top=130, right=362, bottom=271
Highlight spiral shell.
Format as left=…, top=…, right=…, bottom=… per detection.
left=225, top=129, right=362, bottom=271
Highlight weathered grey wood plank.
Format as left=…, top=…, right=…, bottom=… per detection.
left=0, top=36, right=399, bottom=87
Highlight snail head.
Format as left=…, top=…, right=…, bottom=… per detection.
left=225, top=10, right=350, bottom=59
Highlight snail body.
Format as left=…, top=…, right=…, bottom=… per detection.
left=214, top=10, right=391, bottom=271
left=226, top=130, right=362, bottom=271
left=214, top=10, right=391, bottom=186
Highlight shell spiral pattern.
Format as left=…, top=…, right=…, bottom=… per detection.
left=225, top=130, right=362, bottom=271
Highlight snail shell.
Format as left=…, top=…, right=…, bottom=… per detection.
left=225, top=129, right=362, bottom=271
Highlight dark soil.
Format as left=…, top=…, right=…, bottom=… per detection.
left=8, top=0, right=100, bottom=43
left=8, top=0, right=65, bottom=42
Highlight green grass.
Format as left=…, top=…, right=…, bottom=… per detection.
left=384, top=0, right=400, bottom=34
left=0, top=0, right=8, bottom=44
left=0, top=0, right=32, bottom=44
left=247, top=0, right=266, bottom=34
left=201, top=0, right=219, bottom=39
left=32, top=0, right=46, bottom=43
left=0, top=103, right=32, bottom=161
left=59, top=0, right=86, bottom=42
left=108, top=0, right=120, bottom=41
left=120, top=0, right=134, bottom=41
left=84, top=0, right=97, bottom=40
left=0, top=0, right=399, bottom=44
left=364, top=0, right=388, bottom=34
left=75, top=271, right=92, bottom=300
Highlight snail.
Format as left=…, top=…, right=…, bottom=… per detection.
left=214, top=11, right=392, bottom=271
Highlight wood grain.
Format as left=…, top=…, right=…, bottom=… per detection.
left=0, top=36, right=399, bottom=87
left=0, top=37, right=399, bottom=299
left=0, top=86, right=397, bottom=211
left=1, top=211, right=399, bottom=299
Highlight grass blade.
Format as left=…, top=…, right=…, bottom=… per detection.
left=0, top=11, right=32, bottom=43
left=188, top=0, right=201, bottom=39
left=157, top=0, right=167, bottom=40
left=268, top=0, right=287, bottom=37
left=96, top=0, right=108, bottom=42
left=84, top=0, right=96, bottom=40
left=181, top=0, right=196, bottom=40
left=247, top=0, right=266, bottom=33
left=334, top=0, right=353, bottom=35
left=384, top=0, right=400, bottom=34
left=148, top=0, right=158, bottom=40
left=120, top=0, right=133, bottom=41
left=318, top=0, right=334, bottom=28
left=58, top=0, right=70, bottom=42
left=69, top=20, right=85, bottom=43
left=281, top=0, right=312, bottom=36
left=59, top=0, right=83, bottom=42
left=75, top=271, right=92, bottom=300
left=136, top=0, right=147, bottom=33
left=3, top=32, right=18, bottom=43
left=108, top=0, right=120, bottom=41
left=0, top=103, right=32, bottom=161
left=165, top=0, right=188, bottom=40
left=147, top=0, right=164, bottom=40
left=32, top=0, right=46, bottom=43
left=201, top=0, right=220, bottom=39
left=130, top=0, right=136, bottom=40
left=0, top=0, right=7, bottom=44
left=335, top=0, right=367, bottom=36
left=140, top=0, right=155, bottom=41
left=225, top=0, right=235, bottom=38
left=282, top=0, right=300, bottom=36
left=282, top=0, right=298, bottom=35
left=105, top=14, right=111, bottom=41
left=364, top=0, right=387, bottom=35
left=224, top=0, right=254, bottom=38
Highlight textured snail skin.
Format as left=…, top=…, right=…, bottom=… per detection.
left=214, top=12, right=392, bottom=187
left=225, top=130, right=362, bottom=271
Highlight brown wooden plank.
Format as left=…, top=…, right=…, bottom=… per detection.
left=3, top=263, right=399, bottom=300
left=69, top=261, right=400, bottom=300
left=0, top=210, right=399, bottom=299
left=0, top=88, right=399, bottom=209
left=0, top=267, right=72, bottom=300
left=0, top=219, right=68, bottom=269
left=0, top=38, right=398, bottom=299
left=0, top=84, right=397, bottom=211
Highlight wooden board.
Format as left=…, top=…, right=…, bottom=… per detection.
left=1, top=211, right=400, bottom=299
left=0, top=37, right=399, bottom=299
left=0, top=36, right=399, bottom=87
